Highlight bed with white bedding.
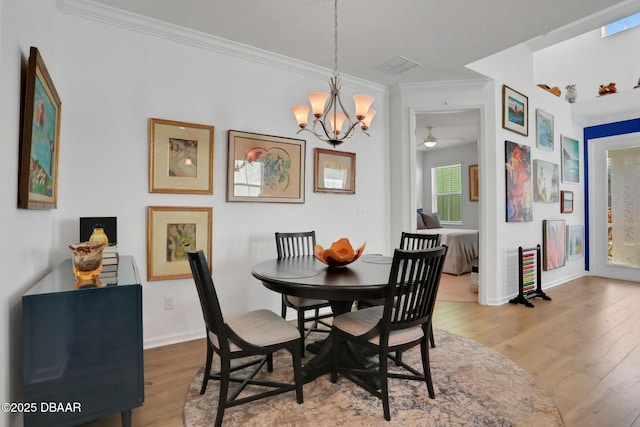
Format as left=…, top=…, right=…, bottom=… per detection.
left=416, top=228, right=479, bottom=275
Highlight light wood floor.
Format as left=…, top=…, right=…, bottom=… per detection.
left=86, top=276, right=640, bottom=427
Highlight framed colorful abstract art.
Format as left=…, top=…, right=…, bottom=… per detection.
left=505, top=140, right=532, bottom=222
left=18, top=47, right=61, bottom=209
left=543, top=219, right=566, bottom=270
left=227, top=130, right=305, bottom=203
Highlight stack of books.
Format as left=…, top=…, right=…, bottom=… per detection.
left=100, top=244, right=119, bottom=286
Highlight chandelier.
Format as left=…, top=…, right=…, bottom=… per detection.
left=291, top=0, right=376, bottom=147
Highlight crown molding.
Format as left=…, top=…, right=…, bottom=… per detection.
left=57, top=0, right=386, bottom=96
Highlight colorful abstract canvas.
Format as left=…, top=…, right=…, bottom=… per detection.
left=505, top=140, right=533, bottom=222
left=543, top=219, right=566, bottom=270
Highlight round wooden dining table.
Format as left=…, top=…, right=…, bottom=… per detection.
left=252, top=254, right=393, bottom=382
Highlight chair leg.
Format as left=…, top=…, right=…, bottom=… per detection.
left=429, top=323, right=436, bottom=348
left=281, top=296, right=288, bottom=319
left=200, top=341, right=213, bottom=395
left=420, top=337, right=435, bottom=399
left=291, top=341, right=304, bottom=404
left=330, top=333, right=341, bottom=383
left=267, top=353, right=274, bottom=372
left=215, top=358, right=230, bottom=427
left=297, top=310, right=306, bottom=358
left=380, top=347, right=391, bottom=421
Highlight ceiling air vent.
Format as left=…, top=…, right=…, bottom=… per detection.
left=376, top=56, right=420, bottom=74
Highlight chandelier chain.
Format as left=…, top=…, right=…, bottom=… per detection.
left=333, top=0, right=338, bottom=77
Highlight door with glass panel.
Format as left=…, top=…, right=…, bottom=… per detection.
left=589, top=133, right=640, bottom=281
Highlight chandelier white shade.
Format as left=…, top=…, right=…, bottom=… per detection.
left=291, top=0, right=375, bottom=147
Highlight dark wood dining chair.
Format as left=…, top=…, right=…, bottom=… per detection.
left=275, top=231, right=332, bottom=357
left=187, top=250, right=303, bottom=427
left=330, top=246, right=448, bottom=421
left=359, top=232, right=441, bottom=349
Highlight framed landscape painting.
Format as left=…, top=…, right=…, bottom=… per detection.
left=536, top=109, right=554, bottom=151
left=227, top=130, right=305, bottom=203
left=505, top=140, right=532, bottom=222
left=561, top=135, right=580, bottom=183
left=543, top=219, right=566, bottom=271
left=147, top=206, right=212, bottom=281
left=149, top=118, right=214, bottom=194
left=533, top=159, right=559, bottom=203
left=18, top=47, right=61, bottom=209
left=502, top=85, right=528, bottom=136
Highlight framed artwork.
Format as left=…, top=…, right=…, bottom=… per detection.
left=505, top=141, right=532, bottom=222
left=314, top=148, right=356, bottom=194
left=561, top=190, right=574, bottom=213
left=147, top=206, right=212, bottom=281
left=149, top=118, right=214, bottom=194
left=227, top=130, right=305, bottom=203
left=561, top=135, right=580, bottom=183
left=567, top=225, right=584, bottom=260
left=469, top=164, right=479, bottom=202
left=502, top=85, right=528, bottom=136
left=533, top=159, right=559, bottom=203
left=536, top=109, right=554, bottom=151
left=18, top=47, right=61, bottom=209
left=543, top=219, right=566, bottom=271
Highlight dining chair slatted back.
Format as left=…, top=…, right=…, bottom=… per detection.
left=189, top=250, right=228, bottom=351
left=275, top=231, right=332, bottom=357
left=275, top=231, right=316, bottom=258
left=399, top=232, right=441, bottom=250
left=187, top=250, right=303, bottom=427
left=331, top=246, right=448, bottom=421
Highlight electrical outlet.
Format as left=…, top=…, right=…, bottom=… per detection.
left=357, top=207, right=366, bottom=217
left=165, top=295, right=175, bottom=311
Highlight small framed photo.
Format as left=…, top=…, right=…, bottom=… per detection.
left=502, top=85, right=528, bottom=136
left=18, top=47, right=62, bottom=209
left=468, top=164, right=479, bottom=202
left=543, top=219, right=566, bottom=271
left=314, top=148, right=356, bottom=194
left=561, top=135, right=580, bottom=184
left=147, top=206, right=212, bottom=281
left=227, top=130, right=305, bottom=203
left=149, top=118, right=214, bottom=194
left=567, top=225, right=584, bottom=260
left=561, top=190, right=574, bottom=213
left=536, top=109, right=554, bottom=151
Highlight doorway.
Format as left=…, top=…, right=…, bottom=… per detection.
left=588, top=131, right=640, bottom=281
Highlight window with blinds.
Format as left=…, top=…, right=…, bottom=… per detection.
left=431, top=164, right=462, bottom=223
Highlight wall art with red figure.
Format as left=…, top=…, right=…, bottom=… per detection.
left=505, top=140, right=533, bottom=222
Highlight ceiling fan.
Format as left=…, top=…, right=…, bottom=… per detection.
left=415, top=125, right=466, bottom=149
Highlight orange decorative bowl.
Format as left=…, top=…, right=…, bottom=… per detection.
left=314, top=238, right=366, bottom=268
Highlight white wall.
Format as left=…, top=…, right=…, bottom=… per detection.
left=1, top=2, right=388, bottom=425
left=534, top=25, right=640, bottom=102
left=417, top=143, right=479, bottom=229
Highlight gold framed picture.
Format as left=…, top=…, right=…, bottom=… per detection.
left=314, top=148, right=356, bottom=194
left=18, top=47, right=61, bottom=209
left=502, top=85, right=528, bottom=136
left=468, top=164, right=478, bottom=202
left=147, top=206, right=212, bottom=281
left=227, top=130, right=305, bottom=203
left=149, top=118, right=214, bottom=194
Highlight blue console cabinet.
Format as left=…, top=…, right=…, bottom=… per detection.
left=22, top=256, right=144, bottom=427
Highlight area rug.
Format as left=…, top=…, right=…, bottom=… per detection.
left=183, top=329, right=563, bottom=426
